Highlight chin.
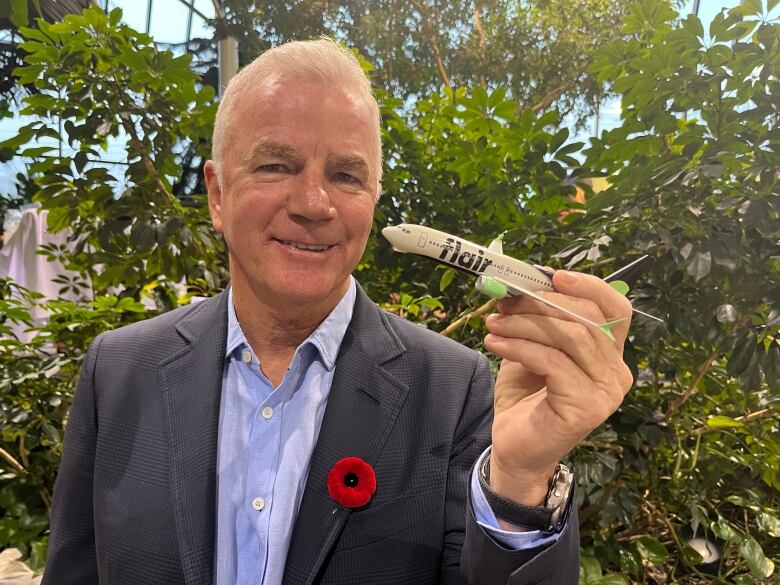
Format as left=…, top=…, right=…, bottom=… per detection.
left=266, top=274, right=348, bottom=306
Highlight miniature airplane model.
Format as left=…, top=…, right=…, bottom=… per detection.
left=381, top=224, right=663, bottom=341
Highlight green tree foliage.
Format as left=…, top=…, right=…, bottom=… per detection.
left=0, top=280, right=148, bottom=571
left=214, top=0, right=633, bottom=122
left=2, top=6, right=225, bottom=303
left=569, top=1, right=779, bottom=581
left=0, top=7, right=224, bottom=568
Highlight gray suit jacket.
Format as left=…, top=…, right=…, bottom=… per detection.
left=43, top=285, right=579, bottom=584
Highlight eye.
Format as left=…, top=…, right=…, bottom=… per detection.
left=333, top=172, right=360, bottom=184
left=257, top=163, right=289, bottom=173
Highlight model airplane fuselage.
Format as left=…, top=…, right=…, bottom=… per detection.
left=382, top=224, right=554, bottom=296
left=382, top=223, right=662, bottom=340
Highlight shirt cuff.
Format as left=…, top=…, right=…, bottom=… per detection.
left=470, top=447, right=564, bottom=550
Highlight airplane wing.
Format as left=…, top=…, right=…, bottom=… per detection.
left=476, top=275, right=626, bottom=341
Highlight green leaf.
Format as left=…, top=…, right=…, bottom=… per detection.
left=618, top=546, right=642, bottom=576
left=756, top=512, right=780, bottom=538
left=735, top=0, right=761, bottom=15
left=727, top=335, right=756, bottom=377
left=27, top=538, right=48, bottom=572
left=594, top=576, right=630, bottom=585
left=130, top=222, right=156, bottom=252
left=9, top=0, right=28, bottom=28
left=709, top=10, right=727, bottom=39
left=706, top=415, right=744, bottom=428
left=712, top=517, right=742, bottom=542
left=580, top=554, right=602, bottom=582
left=738, top=535, right=775, bottom=578
left=637, top=536, right=668, bottom=565
left=686, top=251, right=711, bottom=282
left=439, top=267, right=456, bottom=292
left=681, top=542, right=704, bottom=567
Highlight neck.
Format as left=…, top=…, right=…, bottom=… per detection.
left=230, top=278, right=349, bottom=377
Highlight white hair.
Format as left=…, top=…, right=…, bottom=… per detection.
left=211, top=38, right=382, bottom=185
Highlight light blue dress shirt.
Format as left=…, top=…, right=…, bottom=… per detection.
left=215, top=277, right=561, bottom=585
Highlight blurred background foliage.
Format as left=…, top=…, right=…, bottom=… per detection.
left=0, top=0, right=778, bottom=582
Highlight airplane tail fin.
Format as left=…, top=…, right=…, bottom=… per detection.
left=488, top=232, right=506, bottom=254
left=598, top=318, right=627, bottom=342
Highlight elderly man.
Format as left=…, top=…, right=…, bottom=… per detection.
left=43, top=40, right=633, bottom=585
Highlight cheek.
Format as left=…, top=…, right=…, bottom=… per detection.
left=343, top=201, right=376, bottom=236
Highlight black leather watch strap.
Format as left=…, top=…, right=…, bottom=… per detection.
left=478, top=451, right=574, bottom=532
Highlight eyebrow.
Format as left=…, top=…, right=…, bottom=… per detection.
left=328, top=153, right=370, bottom=175
left=241, top=140, right=304, bottom=168
left=241, top=140, right=371, bottom=178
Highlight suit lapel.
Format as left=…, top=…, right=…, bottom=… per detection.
left=283, top=286, right=409, bottom=585
left=159, top=291, right=229, bottom=585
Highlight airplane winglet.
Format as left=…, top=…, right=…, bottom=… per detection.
left=609, top=280, right=630, bottom=296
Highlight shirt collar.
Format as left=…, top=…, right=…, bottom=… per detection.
left=225, top=277, right=356, bottom=371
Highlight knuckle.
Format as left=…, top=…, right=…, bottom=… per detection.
left=578, top=298, right=604, bottom=322
left=589, top=406, right=612, bottom=428
left=567, top=322, right=592, bottom=347
left=543, top=345, right=569, bottom=368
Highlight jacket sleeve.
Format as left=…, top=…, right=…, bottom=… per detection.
left=461, top=484, right=580, bottom=585
left=438, top=352, right=494, bottom=584
left=453, top=354, right=581, bottom=585
left=42, top=333, right=105, bottom=584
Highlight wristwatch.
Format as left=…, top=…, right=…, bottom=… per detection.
left=478, top=450, right=575, bottom=533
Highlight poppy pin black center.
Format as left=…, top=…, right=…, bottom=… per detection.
left=343, top=472, right=359, bottom=487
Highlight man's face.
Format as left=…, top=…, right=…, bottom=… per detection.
left=205, top=77, right=379, bottom=311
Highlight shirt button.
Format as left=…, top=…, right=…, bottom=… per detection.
left=241, top=350, right=252, bottom=364
left=261, top=406, right=274, bottom=420
left=251, top=496, right=265, bottom=511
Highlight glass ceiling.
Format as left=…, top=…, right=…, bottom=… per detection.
left=103, top=0, right=217, bottom=46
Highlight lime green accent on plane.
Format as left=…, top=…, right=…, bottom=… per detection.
left=479, top=277, right=508, bottom=299
left=598, top=318, right=627, bottom=342
left=609, top=280, right=630, bottom=296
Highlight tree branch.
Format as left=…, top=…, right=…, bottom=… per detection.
left=409, top=0, right=452, bottom=91
left=0, top=447, right=28, bottom=476
left=684, top=407, right=775, bottom=439
left=665, top=311, right=755, bottom=418
left=473, top=3, right=487, bottom=88
left=665, top=350, right=719, bottom=418
left=440, top=298, right=496, bottom=337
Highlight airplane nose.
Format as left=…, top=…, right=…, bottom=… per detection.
left=381, top=225, right=406, bottom=251
left=381, top=226, right=399, bottom=241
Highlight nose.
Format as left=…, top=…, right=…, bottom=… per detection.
left=287, top=168, right=336, bottom=221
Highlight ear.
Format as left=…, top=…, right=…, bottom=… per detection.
left=204, top=160, right=224, bottom=233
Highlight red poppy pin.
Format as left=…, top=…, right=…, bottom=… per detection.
left=327, top=457, right=376, bottom=508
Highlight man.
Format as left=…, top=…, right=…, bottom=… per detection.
left=43, top=40, right=634, bottom=584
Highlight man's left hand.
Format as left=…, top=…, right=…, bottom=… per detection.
left=483, top=270, right=634, bottom=508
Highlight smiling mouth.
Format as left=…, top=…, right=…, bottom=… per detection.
left=275, top=239, right=333, bottom=253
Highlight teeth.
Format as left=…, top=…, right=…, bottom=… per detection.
left=281, top=240, right=329, bottom=252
